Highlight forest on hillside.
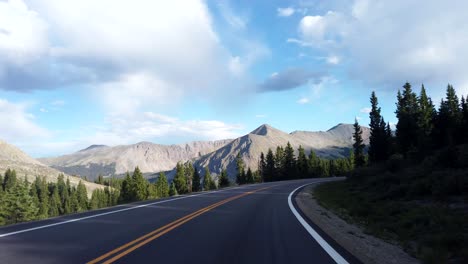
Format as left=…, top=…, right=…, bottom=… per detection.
left=315, top=83, right=468, bottom=263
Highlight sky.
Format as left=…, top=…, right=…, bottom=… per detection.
left=1, top=0, right=467, bottom=157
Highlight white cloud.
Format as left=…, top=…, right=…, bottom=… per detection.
left=292, top=0, right=468, bottom=89
left=255, top=114, right=267, bottom=118
left=218, top=2, right=247, bottom=30
left=85, top=112, right=244, bottom=146
left=360, top=107, right=371, bottom=113
left=326, top=55, right=340, bottom=65
left=0, top=99, right=49, bottom=143
left=39, top=107, right=48, bottom=113
left=0, top=0, right=48, bottom=68
left=277, top=7, right=295, bottom=17
left=50, top=100, right=65, bottom=106
left=297, top=97, right=310, bottom=104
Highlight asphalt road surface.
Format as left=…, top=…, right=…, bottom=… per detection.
left=0, top=178, right=358, bottom=264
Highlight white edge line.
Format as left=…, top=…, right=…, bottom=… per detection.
left=0, top=185, right=249, bottom=238
left=288, top=181, right=349, bottom=264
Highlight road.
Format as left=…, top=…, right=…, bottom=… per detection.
left=0, top=178, right=358, bottom=264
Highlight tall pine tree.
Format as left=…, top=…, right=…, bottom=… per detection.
left=353, top=119, right=366, bottom=167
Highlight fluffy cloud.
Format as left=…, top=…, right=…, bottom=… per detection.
left=258, top=68, right=326, bottom=92
left=277, top=7, right=295, bottom=17
left=0, top=98, right=49, bottom=142
left=1, top=0, right=260, bottom=101
left=297, top=97, right=310, bottom=104
left=292, top=0, right=468, bottom=92
left=82, top=112, right=244, bottom=147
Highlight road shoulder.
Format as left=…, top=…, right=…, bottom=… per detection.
left=295, top=184, right=420, bottom=264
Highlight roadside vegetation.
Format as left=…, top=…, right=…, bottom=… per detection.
left=315, top=83, right=468, bottom=263
left=0, top=161, right=230, bottom=226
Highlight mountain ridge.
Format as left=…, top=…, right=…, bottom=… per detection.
left=40, top=123, right=369, bottom=180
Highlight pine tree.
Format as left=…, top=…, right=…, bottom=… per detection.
left=131, top=167, right=149, bottom=201
left=203, top=166, right=213, bottom=190
left=246, top=168, right=254, bottom=183
left=368, top=91, right=389, bottom=163
left=434, top=85, right=462, bottom=147
left=283, top=142, right=296, bottom=179
left=184, top=162, right=194, bottom=193
left=395, top=82, right=420, bottom=154
left=258, top=152, right=266, bottom=182
left=274, top=146, right=284, bottom=180
left=0, top=179, right=38, bottom=225
left=417, top=84, right=436, bottom=152
left=263, top=149, right=275, bottom=182
left=308, top=151, right=320, bottom=177
left=120, top=172, right=133, bottom=202
left=173, top=163, right=187, bottom=194
left=3, top=169, right=17, bottom=191
left=169, top=182, right=178, bottom=196
left=296, top=146, right=308, bottom=178
left=461, top=95, right=468, bottom=143
left=48, top=186, right=60, bottom=217
left=218, top=168, right=230, bottom=188
left=76, top=181, right=88, bottom=212
left=156, top=172, right=169, bottom=198
left=353, top=119, right=366, bottom=167
left=235, top=153, right=246, bottom=185
left=192, top=169, right=201, bottom=192
left=35, top=177, right=49, bottom=219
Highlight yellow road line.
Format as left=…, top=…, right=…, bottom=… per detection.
left=87, top=186, right=273, bottom=264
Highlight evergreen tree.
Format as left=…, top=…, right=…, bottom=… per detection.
left=169, top=182, right=178, bottom=196
left=131, top=167, right=149, bottom=201
left=235, top=153, right=246, bottom=185
left=203, top=166, right=214, bottom=190
left=395, top=82, right=420, bottom=154
left=184, top=162, right=194, bottom=193
left=3, top=169, right=17, bottom=191
left=283, top=142, right=296, bottom=179
left=274, top=146, right=284, bottom=180
left=437, top=84, right=462, bottom=146
left=120, top=172, right=133, bottom=202
left=368, top=91, right=389, bottom=162
left=192, top=169, right=201, bottom=192
left=48, top=186, right=60, bottom=217
left=296, top=146, right=308, bottom=178
left=264, top=149, right=275, bottom=182
left=258, top=152, right=266, bottom=182
left=0, top=179, right=38, bottom=225
left=308, top=151, right=320, bottom=177
left=417, top=85, right=436, bottom=152
left=218, top=168, right=230, bottom=188
left=36, top=177, right=49, bottom=219
left=353, top=119, right=366, bottom=167
left=461, top=95, right=468, bottom=142
left=246, top=168, right=254, bottom=183
left=156, top=172, right=169, bottom=198
left=76, top=181, right=89, bottom=212
left=173, top=163, right=187, bottom=194
left=95, top=174, right=104, bottom=185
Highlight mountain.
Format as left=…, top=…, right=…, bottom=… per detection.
left=39, top=139, right=233, bottom=180
left=193, top=123, right=370, bottom=178
left=0, top=140, right=105, bottom=196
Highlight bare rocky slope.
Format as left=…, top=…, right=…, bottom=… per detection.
left=39, top=140, right=233, bottom=180
left=0, top=141, right=105, bottom=196
left=194, top=123, right=370, bottom=178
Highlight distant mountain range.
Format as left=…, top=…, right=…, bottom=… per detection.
left=0, top=141, right=105, bottom=195
left=39, top=123, right=370, bottom=181
left=39, top=140, right=233, bottom=180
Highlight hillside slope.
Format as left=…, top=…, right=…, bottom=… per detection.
left=0, top=141, right=105, bottom=195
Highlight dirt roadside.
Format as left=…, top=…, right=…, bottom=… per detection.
left=295, top=183, right=420, bottom=264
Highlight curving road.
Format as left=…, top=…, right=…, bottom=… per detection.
left=0, top=178, right=359, bottom=264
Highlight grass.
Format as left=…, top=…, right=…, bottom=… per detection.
left=313, top=174, right=468, bottom=264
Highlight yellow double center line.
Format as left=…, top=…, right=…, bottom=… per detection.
left=87, top=186, right=273, bottom=264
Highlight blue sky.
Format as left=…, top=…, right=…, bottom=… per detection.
left=0, top=0, right=467, bottom=157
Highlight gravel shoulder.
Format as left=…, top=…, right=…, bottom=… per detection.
left=295, top=183, right=420, bottom=264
